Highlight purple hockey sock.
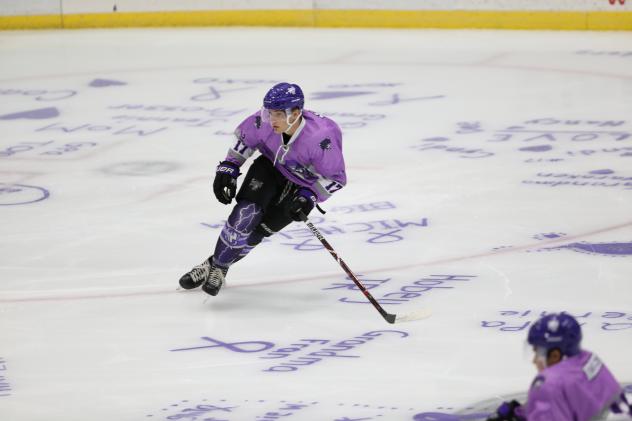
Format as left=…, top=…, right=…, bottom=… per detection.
left=213, top=201, right=263, bottom=268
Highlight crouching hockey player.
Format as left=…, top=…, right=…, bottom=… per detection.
left=178, top=82, right=347, bottom=296
left=488, top=313, right=631, bottom=421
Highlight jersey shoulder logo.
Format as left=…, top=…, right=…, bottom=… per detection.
left=582, top=353, right=603, bottom=381
left=255, top=115, right=262, bottom=129
left=319, top=138, right=332, bottom=151
left=530, top=375, right=546, bottom=390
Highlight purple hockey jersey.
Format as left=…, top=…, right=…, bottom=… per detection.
left=224, top=110, right=346, bottom=203
left=524, top=351, right=622, bottom=421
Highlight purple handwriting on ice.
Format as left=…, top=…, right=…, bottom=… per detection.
left=0, top=88, right=76, bottom=101
left=0, top=357, right=12, bottom=397
left=523, top=171, right=632, bottom=190
left=519, top=145, right=553, bottom=152
left=339, top=275, right=476, bottom=306
left=89, top=78, right=127, bottom=87
left=414, top=413, right=490, bottom=420
left=0, top=184, right=50, bottom=206
left=0, top=107, right=59, bottom=120
left=547, top=241, right=632, bottom=257
left=311, top=91, right=375, bottom=100
left=370, top=94, right=445, bottom=106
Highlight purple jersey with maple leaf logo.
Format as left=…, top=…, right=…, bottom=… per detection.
left=224, top=110, right=346, bottom=202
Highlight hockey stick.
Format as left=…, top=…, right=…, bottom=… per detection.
left=300, top=212, right=431, bottom=324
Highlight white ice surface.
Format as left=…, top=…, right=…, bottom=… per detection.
left=1, top=28, right=631, bottom=421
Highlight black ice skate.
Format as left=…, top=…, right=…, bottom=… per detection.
left=201, top=259, right=228, bottom=296
left=178, top=257, right=212, bottom=290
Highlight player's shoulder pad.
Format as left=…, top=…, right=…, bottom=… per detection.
left=238, top=111, right=263, bottom=130
left=306, top=110, right=342, bottom=131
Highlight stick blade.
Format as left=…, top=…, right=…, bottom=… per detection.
left=395, top=308, right=432, bottom=323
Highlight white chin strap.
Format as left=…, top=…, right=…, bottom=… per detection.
left=284, top=109, right=302, bottom=134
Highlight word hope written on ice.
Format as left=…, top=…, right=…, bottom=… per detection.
left=325, top=274, right=477, bottom=305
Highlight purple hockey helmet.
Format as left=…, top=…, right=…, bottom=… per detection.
left=527, top=313, right=582, bottom=357
left=263, top=82, right=304, bottom=111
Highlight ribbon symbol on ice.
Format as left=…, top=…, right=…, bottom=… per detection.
left=169, top=337, right=275, bottom=353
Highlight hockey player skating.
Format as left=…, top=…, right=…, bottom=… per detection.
left=179, top=82, right=347, bottom=296
left=487, top=313, right=631, bottom=421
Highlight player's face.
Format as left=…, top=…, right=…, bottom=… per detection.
left=268, top=109, right=301, bottom=134
left=532, top=347, right=562, bottom=372
left=532, top=347, right=547, bottom=372
left=268, top=110, right=288, bottom=133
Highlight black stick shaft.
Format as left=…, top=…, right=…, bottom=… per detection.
left=301, top=214, right=396, bottom=324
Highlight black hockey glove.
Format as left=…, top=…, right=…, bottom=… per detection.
left=287, top=187, right=316, bottom=221
left=487, top=400, right=524, bottom=421
left=213, top=161, right=240, bottom=205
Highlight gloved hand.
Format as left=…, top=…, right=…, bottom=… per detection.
left=213, top=161, right=240, bottom=204
left=287, top=187, right=316, bottom=221
left=487, top=400, right=524, bottom=421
